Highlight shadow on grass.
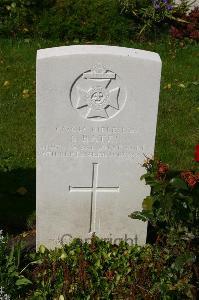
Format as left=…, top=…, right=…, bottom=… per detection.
left=0, top=168, right=35, bottom=234
left=0, top=167, right=160, bottom=242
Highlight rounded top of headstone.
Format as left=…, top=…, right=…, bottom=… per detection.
left=37, top=45, right=161, bottom=63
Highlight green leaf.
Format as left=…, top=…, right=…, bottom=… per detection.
left=16, top=276, right=32, bottom=286
left=178, top=83, right=186, bottom=88
left=142, top=196, right=154, bottom=211
left=174, top=252, right=196, bottom=271
left=95, top=259, right=101, bottom=268
left=129, top=211, right=152, bottom=222
left=169, top=178, right=188, bottom=190
left=140, top=174, right=146, bottom=180
left=192, top=81, right=199, bottom=86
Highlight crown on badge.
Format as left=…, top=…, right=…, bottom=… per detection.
left=92, top=63, right=106, bottom=74
left=83, top=63, right=116, bottom=79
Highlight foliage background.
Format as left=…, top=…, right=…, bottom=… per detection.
left=0, top=0, right=198, bottom=40
left=0, top=0, right=135, bottom=41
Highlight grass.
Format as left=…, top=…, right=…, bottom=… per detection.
left=0, top=38, right=198, bottom=233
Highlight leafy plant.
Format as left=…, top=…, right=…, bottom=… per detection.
left=119, top=0, right=195, bottom=36
left=130, top=158, right=199, bottom=242
left=0, top=231, right=32, bottom=298
left=170, top=7, right=199, bottom=40
left=36, top=0, right=134, bottom=42
left=0, top=0, right=135, bottom=41
left=25, top=235, right=197, bottom=299
left=0, top=0, right=54, bottom=36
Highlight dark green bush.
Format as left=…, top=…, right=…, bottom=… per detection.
left=0, top=0, right=54, bottom=36
left=0, top=234, right=198, bottom=299
left=0, top=0, right=135, bottom=41
left=0, top=0, right=194, bottom=41
left=119, top=0, right=194, bottom=37
left=37, top=0, right=134, bottom=42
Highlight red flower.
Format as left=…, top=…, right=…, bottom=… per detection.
left=190, top=30, right=199, bottom=41
left=170, top=26, right=183, bottom=39
left=181, top=171, right=198, bottom=188
left=187, top=23, right=194, bottom=32
left=187, top=177, right=197, bottom=188
left=157, top=161, right=169, bottom=179
left=195, top=145, right=199, bottom=162
left=105, top=270, right=114, bottom=280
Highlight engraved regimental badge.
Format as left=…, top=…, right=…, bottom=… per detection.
left=70, top=63, right=126, bottom=121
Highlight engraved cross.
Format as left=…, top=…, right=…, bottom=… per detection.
left=69, top=163, right=119, bottom=233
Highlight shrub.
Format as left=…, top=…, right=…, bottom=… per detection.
left=0, top=0, right=54, bottom=36
left=130, top=158, right=199, bottom=241
left=26, top=236, right=197, bottom=299
left=119, top=0, right=195, bottom=36
left=0, top=0, right=197, bottom=40
left=36, top=0, right=134, bottom=42
left=170, top=7, right=199, bottom=40
left=0, top=0, right=135, bottom=41
left=1, top=234, right=197, bottom=299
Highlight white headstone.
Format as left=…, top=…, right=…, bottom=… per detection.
left=36, top=45, right=161, bottom=248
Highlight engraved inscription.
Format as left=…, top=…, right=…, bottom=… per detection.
left=37, top=126, right=145, bottom=160
left=70, top=63, right=126, bottom=121
left=69, top=163, right=119, bottom=233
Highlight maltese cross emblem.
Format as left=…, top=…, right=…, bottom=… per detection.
left=70, top=63, right=126, bottom=121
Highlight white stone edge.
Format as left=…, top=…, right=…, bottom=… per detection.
left=36, top=45, right=161, bottom=63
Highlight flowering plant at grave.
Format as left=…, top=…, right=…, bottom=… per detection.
left=25, top=234, right=196, bottom=299
left=119, top=0, right=191, bottom=36
left=170, top=7, right=199, bottom=40
left=181, top=170, right=199, bottom=188
left=130, top=158, right=199, bottom=241
left=152, top=0, right=174, bottom=11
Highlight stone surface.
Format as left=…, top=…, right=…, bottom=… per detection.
left=36, top=45, right=161, bottom=248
